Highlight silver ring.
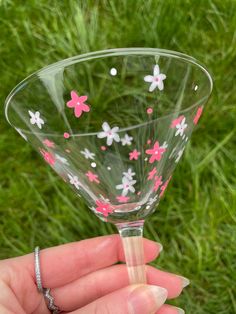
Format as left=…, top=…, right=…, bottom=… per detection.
left=34, top=247, right=61, bottom=314
left=34, top=246, right=43, bottom=293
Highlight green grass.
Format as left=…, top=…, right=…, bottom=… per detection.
left=0, top=0, right=236, bottom=313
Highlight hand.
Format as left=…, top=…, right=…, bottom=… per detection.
left=0, top=235, right=189, bottom=314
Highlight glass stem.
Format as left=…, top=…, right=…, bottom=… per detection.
left=116, top=220, right=146, bottom=284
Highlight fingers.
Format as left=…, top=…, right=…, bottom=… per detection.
left=17, top=235, right=161, bottom=288
left=52, top=264, right=187, bottom=312
left=156, top=304, right=185, bottom=314
left=70, top=284, right=168, bottom=314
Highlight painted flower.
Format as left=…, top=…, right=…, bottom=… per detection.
left=116, top=195, right=130, bottom=203
left=193, top=106, right=203, bottom=125
left=97, top=122, right=120, bottom=146
left=171, top=115, right=184, bottom=128
left=80, top=148, right=95, bottom=160
left=66, top=91, right=90, bottom=118
left=123, top=168, right=135, bottom=180
left=43, top=139, right=55, bottom=148
left=175, top=117, right=187, bottom=137
left=153, top=176, right=163, bottom=192
left=28, top=110, right=45, bottom=129
left=175, top=147, right=185, bottom=163
left=161, top=141, right=168, bottom=149
left=129, top=149, right=141, bottom=160
left=40, top=149, right=55, bottom=166
left=86, top=170, right=100, bottom=183
left=68, top=174, right=81, bottom=189
left=55, top=154, right=69, bottom=165
left=160, top=176, right=172, bottom=197
left=147, top=195, right=158, bottom=206
left=148, top=167, right=157, bottom=180
left=95, top=199, right=113, bottom=217
left=121, top=134, right=133, bottom=146
left=144, top=64, right=166, bottom=92
left=116, top=176, right=136, bottom=196
left=145, top=141, right=166, bottom=163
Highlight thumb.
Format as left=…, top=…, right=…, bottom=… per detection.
left=73, top=284, right=167, bottom=314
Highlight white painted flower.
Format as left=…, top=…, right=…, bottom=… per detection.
left=161, top=141, right=168, bottom=149
left=28, top=110, right=45, bottom=129
left=68, top=174, right=80, bottom=189
left=99, top=194, right=110, bottom=203
left=144, top=65, right=166, bottom=92
left=116, top=176, right=136, bottom=196
left=147, top=195, right=158, bottom=206
left=15, top=128, right=27, bottom=141
left=121, top=134, right=133, bottom=146
left=175, top=147, right=185, bottom=163
left=80, top=148, right=95, bottom=160
left=123, top=168, right=135, bottom=181
left=97, top=122, right=120, bottom=146
left=55, top=154, right=69, bottom=165
left=175, top=117, right=187, bottom=137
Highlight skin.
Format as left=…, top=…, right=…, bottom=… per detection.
left=0, top=235, right=186, bottom=314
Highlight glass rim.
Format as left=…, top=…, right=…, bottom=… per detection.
left=4, top=47, right=213, bottom=136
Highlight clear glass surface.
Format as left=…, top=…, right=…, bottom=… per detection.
left=4, top=48, right=213, bottom=284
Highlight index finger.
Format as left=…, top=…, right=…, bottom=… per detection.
left=15, top=235, right=162, bottom=288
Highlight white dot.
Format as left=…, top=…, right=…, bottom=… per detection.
left=144, top=157, right=148, bottom=161
left=194, top=85, right=198, bottom=91
left=110, top=68, right=117, bottom=76
left=107, top=166, right=111, bottom=171
left=91, top=162, right=96, bottom=168
left=146, top=205, right=151, bottom=210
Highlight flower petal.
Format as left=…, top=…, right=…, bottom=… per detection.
left=144, top=75, right=154, bottom=82
left=149, top=81, right=158, bottom=92
left=107, top=137, right=113, bottom=146
left=153, top=64, right=160, bottom=76
left=97, top=132, right=107, bottom=138
left=157, top=80, right=164, bottom=91
left=102, top=122, right=110, bottom=132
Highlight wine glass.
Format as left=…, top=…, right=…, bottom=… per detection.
left=4, top=48, right=213, bottom=284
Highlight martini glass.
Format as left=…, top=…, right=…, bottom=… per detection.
left=4, top=48, right=212, bottom=285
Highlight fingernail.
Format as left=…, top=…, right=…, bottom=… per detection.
left=177, top=275, right=190, bottom=288
left=157, top=242, right=163, bottom=252
left=173, top=306, right=185, bottom=314
left=128, top=285, right=168, bottom=314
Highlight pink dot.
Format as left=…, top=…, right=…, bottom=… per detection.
left=137, top=191, right=141, bottom=195
left=64, top=132, right=70, bottom=139
left=101, top=146, right=107, bottom=151
left=147, top=139, right=151, bottom=144
left=147, top=108, right=153, bottom=115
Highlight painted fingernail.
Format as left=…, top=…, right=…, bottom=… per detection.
left=173, top=306, right=185, bottom=314
left=177, top=275, right=190, bottom=288
left=156, top=242, right=163, bottom=252
left=128, top=285, right=168, bottom=314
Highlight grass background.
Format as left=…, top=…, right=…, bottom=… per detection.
left=0, top=0, right=236, bottom=313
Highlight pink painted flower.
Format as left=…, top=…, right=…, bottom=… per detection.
left=95, top=200, right=113, bottom=217
left=86, top=171, right=100, bottom=183
left=67, top=91, right=90, bottom=118
left=153, top=176, right=163, bottom=192
left=40, top=149, right=55, bottom=166
left=148, top=167, right=157, bottom=180
left=171, top=115, right=184, bottom=128
left=116, top=195, right=130, bottom=203
left=43, top=139, right=55, bottom=148
left=145, top=141, right=166, bottom=163
left=160, top=176, right=172, bottom=197
left=129, top=149, right=141, bottom=160
left=193, top=106, right=203, bottom=125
